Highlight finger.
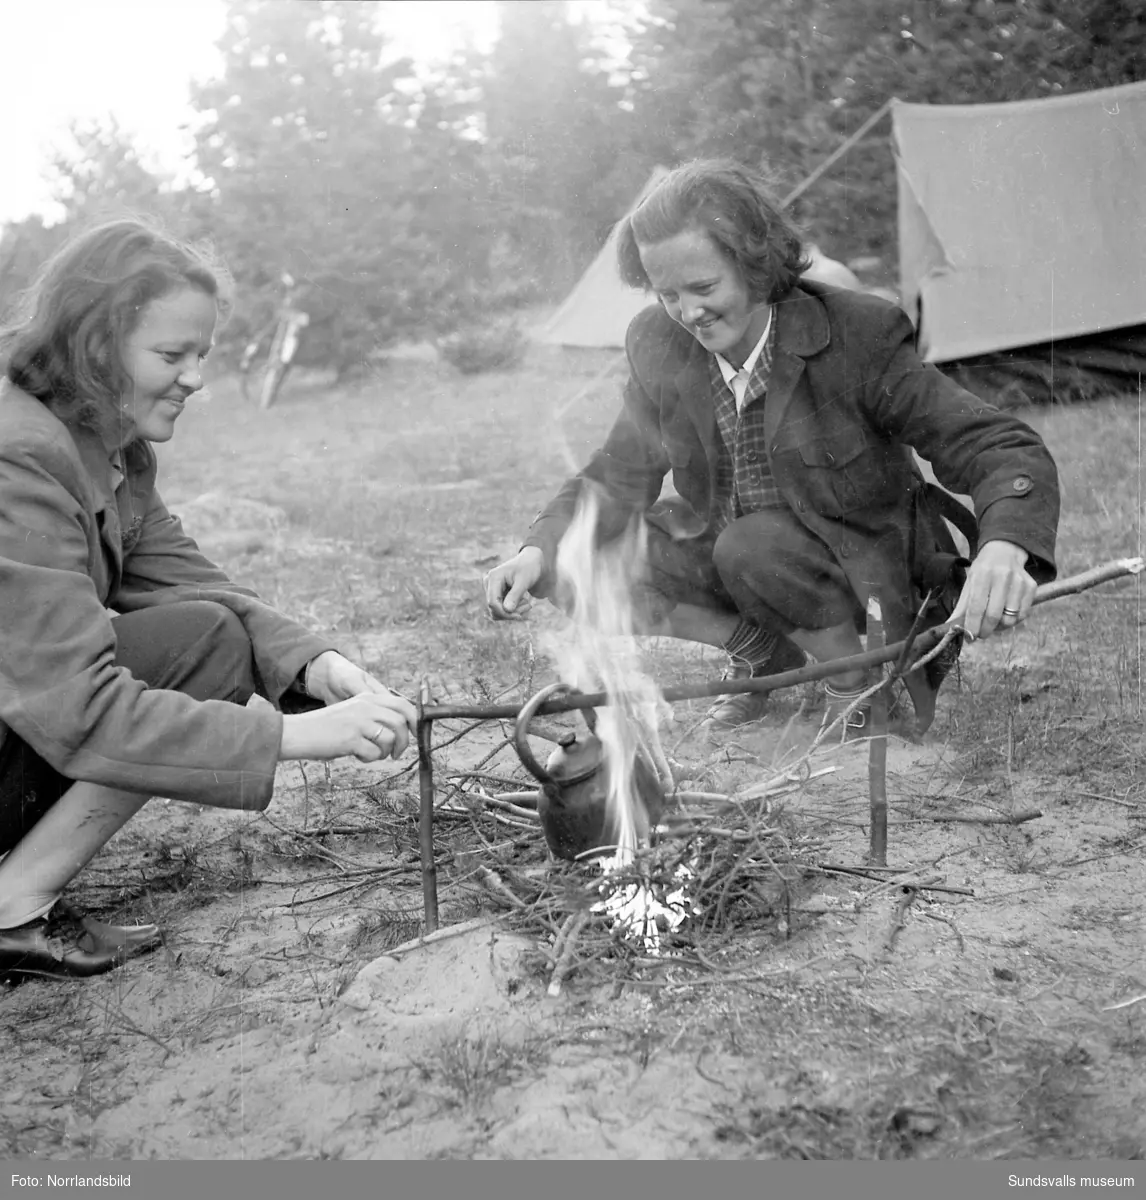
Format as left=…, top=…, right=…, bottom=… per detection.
left=976, top=589, right=1004, bottom=638
left=484, top=572, right=513, bottom=620
left=369, top=708, right=411, bottom=758
left=1000, top=574, right=1035, bottom=627
left=354, top=722, right=395, bottom=764
left=949, top=578, right=986, bottom=639
left=487, top=592, right=524, bottom=621
left=501, top=579, right=534, bottom=617
left=382, top=691, right=419, bottom=734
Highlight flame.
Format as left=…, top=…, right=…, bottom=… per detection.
left=550, top=482, right=668, bottom=863
left=547, top=483, right=697, bottom=952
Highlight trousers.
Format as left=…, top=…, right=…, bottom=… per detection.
left=633, top=503, right=863, bottom=635
left=0, top=600, right=269, bottom=854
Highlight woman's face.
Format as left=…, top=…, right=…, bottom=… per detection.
left=638, top=227, right=770, bottom=367
left=119, top=286, right=217, bottom=445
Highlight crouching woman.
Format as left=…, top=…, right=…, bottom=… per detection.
left=0, top=220, right=415, bottom=979
left=485, top=160, right=1061, bottom=735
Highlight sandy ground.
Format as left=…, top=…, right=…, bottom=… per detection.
left=3, top=622, right=1144, bottom=1160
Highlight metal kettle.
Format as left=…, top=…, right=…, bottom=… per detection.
left=513, top=682, right=665, bottom=861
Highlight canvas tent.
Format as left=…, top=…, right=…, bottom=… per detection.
left=534, top=168, right=669, bottom=349
left=535, top=171, right=862, bottom=349
left=894, top=81, right=1146, bottom=398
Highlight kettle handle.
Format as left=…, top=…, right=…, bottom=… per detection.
left=513, top=682, right=568, bottom=785
left=514, top=682, right=598, bottom=784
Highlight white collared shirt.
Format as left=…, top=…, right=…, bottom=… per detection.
left=714, top=307, right=773, bottom=414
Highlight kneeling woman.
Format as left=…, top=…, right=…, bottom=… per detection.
left=0, top=220, right=416, bottom=979
left=485, top=160, right=1060, bottom=733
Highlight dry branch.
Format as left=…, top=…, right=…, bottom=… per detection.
left=384, top=916, right=500, bottom=958
left=547, top=909, right=592, bottom=997
left=919, top=907, right=966, bottom=952
left=1102, top=992, right=1146, bottom=1012
left=816, top=863, right=975, bottom=896
left=476, top=866, right=528, bottom=909
left=924, top=809, right=1043, bottom=825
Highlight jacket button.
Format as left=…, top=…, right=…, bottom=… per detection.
left=839, top=543, right=850, bottom=558
left=1012, top=475, right=1032, bottom=494
left=796, top=499, right=806, bottom=512
left=745, top=449, right=757, bottom=462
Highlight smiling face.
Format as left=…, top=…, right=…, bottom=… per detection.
left=118, top=286, right=217, bottom=445
left=637, top=227, right=771, bottom=368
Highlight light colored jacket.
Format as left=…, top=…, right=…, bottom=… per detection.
left=0, top=382, right=334, bottom=810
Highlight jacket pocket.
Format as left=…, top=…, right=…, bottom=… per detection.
left=797, top=440, right=865, bottom=470
left=796, top=438, right=884, bottom=515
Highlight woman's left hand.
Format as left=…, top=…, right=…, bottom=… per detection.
left=948, top=539, right=1036, bottom=638
left=303, top=650, right=412, bottom=709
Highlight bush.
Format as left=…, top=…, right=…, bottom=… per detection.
left=438, top=319, right=527, bottom=375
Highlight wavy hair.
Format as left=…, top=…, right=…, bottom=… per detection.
left=1, top=218, right=231, bottom=437
left=616, top=159, right=810, bottom=304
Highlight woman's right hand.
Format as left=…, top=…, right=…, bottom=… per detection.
left=484, top=547, right=544, bottom=620
left=279, top=691, right=417, bottom=763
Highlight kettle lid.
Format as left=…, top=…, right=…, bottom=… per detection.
left=545, top=731, right=603, bottom=785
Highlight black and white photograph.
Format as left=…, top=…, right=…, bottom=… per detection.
left=0, top=0, right=1143, bottom=1183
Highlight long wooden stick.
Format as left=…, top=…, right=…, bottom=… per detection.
left=425, top=558, right=1144, bottom=722
left=417, top=677, right=439, bottom=934
left=866, top=595, right=890, bottom=867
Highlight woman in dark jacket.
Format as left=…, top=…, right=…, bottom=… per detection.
left=485, top=160, right=1059, bottom=734
left=0, top=220, right=415, bottom=979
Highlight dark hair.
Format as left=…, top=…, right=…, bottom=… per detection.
left=616, top=159, right=810, bottom=304
left=1, top=218, right=231, bottom=437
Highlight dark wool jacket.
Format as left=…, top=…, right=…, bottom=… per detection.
left=524, top=283, right=1060, bottom=728
left=0, top=382, right=335, bottom=810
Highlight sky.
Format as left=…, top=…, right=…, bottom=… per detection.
left=0, top=0, right=502, bottom=225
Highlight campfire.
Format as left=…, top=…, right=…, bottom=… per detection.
left=412, top=504, right=1143, bottom=994
left=543, top=483, right=699, bottom=956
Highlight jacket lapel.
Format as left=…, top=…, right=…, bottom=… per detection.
left=763, top=286, right=831, bottom=451
left=73, top=430, right=125, bottom=585
left=672, top=339, right=720, bottom=474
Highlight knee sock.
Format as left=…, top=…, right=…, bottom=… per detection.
left=721, top=618, right=779, bottom=667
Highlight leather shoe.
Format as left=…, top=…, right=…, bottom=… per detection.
left=0, top=902, right=161, bottom=980
left=819, top=680, right=913, bottom=744
left=703, top=637, right=807, bottom=731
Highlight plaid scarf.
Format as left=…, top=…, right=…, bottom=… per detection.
left=708, top=319, right=784, bottom=532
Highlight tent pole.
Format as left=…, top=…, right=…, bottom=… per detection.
left=781, top=98, right=896, bottom=209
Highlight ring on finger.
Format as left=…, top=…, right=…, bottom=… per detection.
left=371, top=723, right=389, bottom=748
left=1002, top=607, right=1020, bottom=618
